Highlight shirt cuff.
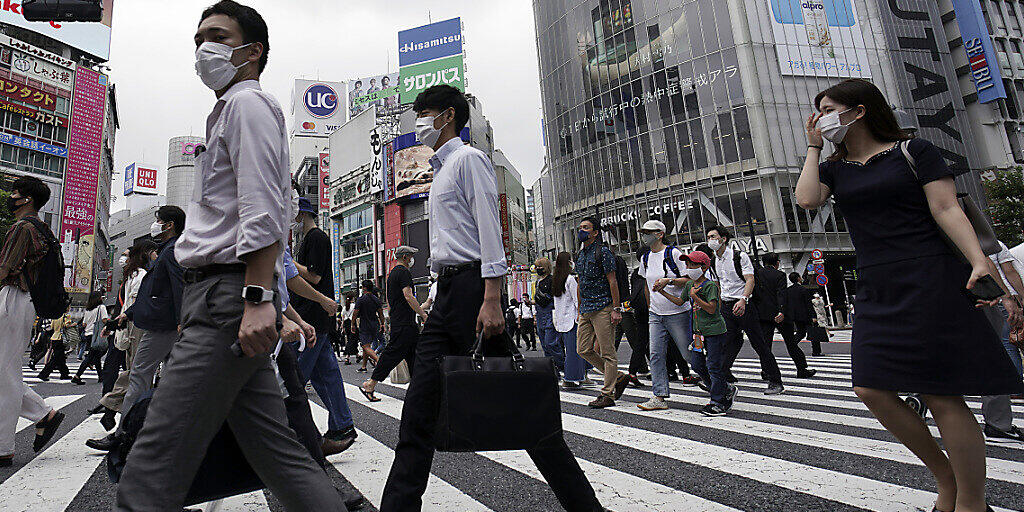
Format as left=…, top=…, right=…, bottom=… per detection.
left=236, top=212, right=283, bottom=259
left=480, top=260, right=508, bottom=279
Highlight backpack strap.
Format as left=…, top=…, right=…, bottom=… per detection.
left=733, top=252, right=744, bottom=280
left=899, top=140, right=918, bottom=180
left=663, top=246, right=681, bottom=278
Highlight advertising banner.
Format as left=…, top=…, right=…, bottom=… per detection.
left=60, top=66, right=108, bottom=294
left=766, top=0, right=871, bottom=78
left=0, top=76, right=58, bottom=110
left=0, top=97, right=67, bottom=127
left=0, top=1, right=114, bottom=61
left=348, top=72, right=400, bottom=119
left=383, top=203, right=403, bottom=267
left=292, top=79, right=347, bottom=137
left=10, top=48, right=74, bottom=89
left=399, top=54, right=465, bottom=104
left=135, top=165, right=158, bottom=195
left=329, top=105, right=375, bottom=182
left=398, top=18, right=463, bottom=67
left=499, top=193, right=511, bottom=262
left=1, top=35, right=75, bottom=69
left=0, top=132, right=66, bottom=157
left=318, top=151, right=330, bottom=209
left=123, top=162, right=134, bottom=196
left=383, top=137, right=395, bottom=201
left=952, top=0, right=1007, bottom=103
left=390, top=128, right=470, bottom=201
left=369, top=126, right=384, bottom=194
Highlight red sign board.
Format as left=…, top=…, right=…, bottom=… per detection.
left=0, top=97, right=66, bottom=126
left=498, top=193, right=511, bottom=262
left=318, top=152, right=330, bottom=209
left=383, top=203, right=403, bottom=264
left=135, top=166, right=157, bottom=193
left=0, top=76, right=57, bottom=110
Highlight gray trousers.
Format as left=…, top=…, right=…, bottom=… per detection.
left=981, top=304, right=1016, bottom=432
left=116, top=329, right=178, bottom=430
left=115, top=273, right=343, bottom=512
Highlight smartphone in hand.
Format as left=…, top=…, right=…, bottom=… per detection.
left=966, top=274, right=1005, bottom=302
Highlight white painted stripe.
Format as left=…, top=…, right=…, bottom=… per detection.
left=555, top=389, right=1024, bottom=484
left=308, top=402, right=491, bottom=511
left=0, top=415, right=109, bottom=512
left=15, top=394, right=83, bottom=433
left=198, top=491, right=269, bottom=512
left=339, top=383, right=742, bottom=512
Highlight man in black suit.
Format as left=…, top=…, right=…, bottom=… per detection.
left=779, top=272, right=819, bottom=374
left=754, top=253, right=788, bottom=352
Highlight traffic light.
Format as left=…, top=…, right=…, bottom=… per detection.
left=22, top=0, right=103, bottom=22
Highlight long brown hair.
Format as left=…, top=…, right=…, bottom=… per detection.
left=123, top=239, right=157, bottom=284
left=814, top=79, right=911, bottom=162
left=552, top=252, right=572, bottom=297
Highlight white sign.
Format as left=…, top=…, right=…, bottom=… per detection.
left=291, top=79, right=348, bottom=137
left=766, top=0, right=871, bottom=78
left=10, top=49, right=74, bottom=89
left=328, top=105, right=376, bottom=183
left=124, top=162, right=158, bottom=196
left=0, top=1, right=114, bottom=61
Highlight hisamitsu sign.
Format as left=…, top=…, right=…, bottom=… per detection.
left=398, top=18, right=463, bottom=67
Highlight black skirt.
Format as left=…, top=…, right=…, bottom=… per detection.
left=851, top=254, right=1024, bottom=396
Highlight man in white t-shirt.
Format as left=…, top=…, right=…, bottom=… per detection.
left=517, top=294, right=537, bottom=350
left=707, top=225, right=784, bottom=395
left=981, top=241, right=1024, bottom=442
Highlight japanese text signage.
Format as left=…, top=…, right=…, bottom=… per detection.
left=0, top=77, right=57, bottom=110
left=499, top=193, right=512, bottom=262
left=123, top=162, right=134, bottom=196
left=0, top=132, right=66, bottom=157
left=319, top=151, right=330, bottom=209
left=0, top=97, right=66, bottom=127
left=369, top=127, right=384, bottom=194
left=1, top=35, right=75, bottom=69
left=10, top=49, right=74, bottom=89
left=398, top=18, right=463, bottom=67
left=399, top=54, right=465, bottom=104
left=952, top=0, right=1007, bottom=103
left=766, top=0, right=872, bottom=78
left=60, top=66, right=107, bottom=294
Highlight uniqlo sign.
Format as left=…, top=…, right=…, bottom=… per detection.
left=124, top=162, right=158, bottom=195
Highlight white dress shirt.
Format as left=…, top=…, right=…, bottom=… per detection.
left=640, top=247, right=691, bottom=316
left=714, top=244, right=754, bottom=301
left=427, top=137, right=508, bottom=279
left=175, top=80, right=290, bottom=275
left=519, top=303, right=534, bottom=320
left=553, top=275, right=579, bottom=333
left=989, top=241, right=1023, bottom=295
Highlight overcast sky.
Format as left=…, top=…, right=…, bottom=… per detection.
left=107, top=0, right=544, bottom=212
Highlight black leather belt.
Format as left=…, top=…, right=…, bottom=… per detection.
left=183, top=263, right=247, bottom=284
left=438, top=261, right=481, bottom=279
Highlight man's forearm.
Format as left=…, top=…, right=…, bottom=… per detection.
left=240, top=242, right=279, bottom=289
left=284, top=304, right=303, bottom=324
left=404, top=289, right=427, bottom=318
left=287, top=274, right=330, bottom=303
left=294, top=261, right=322, bottom=285
left=607, top=274, right=620, bottom=307
left=743, top=276, right=755, bottom=299
left=484, top=277, right=501, bottom=302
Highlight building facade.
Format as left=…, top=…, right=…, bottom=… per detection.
left=166, top=135, right=205, bottom=209
left=531, top=163, right=557, bottom=261
left=493, top=148, right=530, bottom=266
left=107, top=202, right=163, bottom=303
left=534, top=0, right=993, bottom=313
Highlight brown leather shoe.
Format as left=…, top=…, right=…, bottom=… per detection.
left=321, top=434, right=355, bottom=456
left=588, top=395, right=615, bottom=409
left=613, top=373, right=630, bottom=399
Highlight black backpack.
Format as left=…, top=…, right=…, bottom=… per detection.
left=640, top=246, right=682, bottom=278
left=22, top=217, right=69, bottom=319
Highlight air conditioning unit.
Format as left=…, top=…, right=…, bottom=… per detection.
left=22, top=0, right=102, bottom=22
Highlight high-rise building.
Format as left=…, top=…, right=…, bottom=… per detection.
left=531, top=163, right=556, bottom=261
left=166, top=135, right=205, bottom=209
left=533, top=0, right=993, bottom=314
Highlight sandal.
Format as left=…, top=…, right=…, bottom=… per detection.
left=359, top=385, right=382, bottom=402
left=34, top=410, right=65, bottom=452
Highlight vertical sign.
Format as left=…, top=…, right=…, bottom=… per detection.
left=952, top=0, right=1007, bottom=103
left=498, top=193, right=511, bottom=263
left=383, top=139, right=395, bottom=201
left=383, top=203, right=403, bottom=265
left=331, top=218, right=341, bottom=299
left=318, top=152, right=330, bottom=209
left=123, top=162, right=134, bottom=196
left=369, top=126, right=384, bottom=193
left=60, top=66, right=107, bottom=294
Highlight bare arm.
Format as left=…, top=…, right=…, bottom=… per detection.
left=294, top=260, right=322, bottom=286
left=796, top=113, right=832, bottom=209
left=403, top=286, right=428, bottom=321
left=923, top=178, right=999, bottom=296
left=1000, top=261, right=1024, bottom=297
left=657, top=288, right=687, bottom=306
left=286, top=273, right=337, bottom=315
left=237, top=242, right=280, bottom=357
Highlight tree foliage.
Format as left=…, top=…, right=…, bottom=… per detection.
left=984, top=166, right=1024, bottom=248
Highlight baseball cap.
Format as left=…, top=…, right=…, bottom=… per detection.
left=297, top=197, right=316, bottom=215
left=395, top=245, right=419, bottom=257
left=682, top=250, right=711, bottom=267
left=640, top=220, right=666, bottom=232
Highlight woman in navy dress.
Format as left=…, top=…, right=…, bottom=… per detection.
left=797, top=79, right=1023, bottom=512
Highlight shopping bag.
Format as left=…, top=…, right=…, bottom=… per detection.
left=390, top=359, right=411, bottom=384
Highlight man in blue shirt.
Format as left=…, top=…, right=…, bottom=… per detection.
left=575, top=217, right=629, bottom=408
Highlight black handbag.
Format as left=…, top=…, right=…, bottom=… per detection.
left=435, top=332, right=563, bottom=452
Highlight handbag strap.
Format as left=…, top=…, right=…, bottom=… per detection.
left=470, top=331, right=527, bottom=371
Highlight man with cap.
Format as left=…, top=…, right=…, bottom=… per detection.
left=636, top=220, right=697, bottom=411
left=360, top=246, right=427, bottom=401
left=291, top=195, right=357, bottom=454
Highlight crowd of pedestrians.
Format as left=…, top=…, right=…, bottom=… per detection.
left=0, top=3, right=1022, bottom=512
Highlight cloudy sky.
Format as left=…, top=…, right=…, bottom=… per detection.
left=107, top=0, right=544, bottom=212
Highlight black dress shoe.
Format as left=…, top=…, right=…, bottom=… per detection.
left=87, top=404, right=105, bottom=415
left=85, top=433, right=120, bottom=451
left=100, top=410, right=117, bottom=431
left=0, top=456, right=12, bottom=467
left=33, top=411, right=64, bottom=452
left=71, top=377, right=85, bottom=385
left=343, top=494, right=366, bottom=510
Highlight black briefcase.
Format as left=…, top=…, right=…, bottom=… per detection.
left=435, top=332, right=563, bottom=452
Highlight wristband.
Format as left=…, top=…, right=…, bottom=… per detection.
left=808, top=145, right=823, bottom=150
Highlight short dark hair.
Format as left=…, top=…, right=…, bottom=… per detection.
left=413, top=85, right=470, bottom=133
left=200, top=0, right=269, bottom=73
left=12, top=176, right=49, bottom=210
left=789, top=272, right=802, bottom=284
left=708, top=224, right=731, bottom=241
left=762, top=252, right=779, bottom=267
left=157, top=205, right=186, bottom=236
left=361, top=279, right=374, bottom=292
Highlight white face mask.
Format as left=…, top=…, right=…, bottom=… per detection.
left=641, top=233, right=659, bottom=247
left=409, top=257, right=416, bottom=268
left=194, top=42, right=252, bottom=91
left=816, top=108, right=855, bottom=143
left=707, top=239, right=722, bottom=251
left=684, top=267, right=704, bottom=280
left=150, top=221, right=166, bottom=239
left=414, top=109, right=452, bottom=148
left=118, top=255, right=128, bottom=267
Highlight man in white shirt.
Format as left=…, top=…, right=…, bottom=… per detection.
left=116, top=3, right=342, bottom=510
left=707, top=226, right=784, bottom=395
left=981, top=241, right=1024, bottom=443
left=518, top=293, right=537, bottom=350
left=380, top=85, right=602, bottom=512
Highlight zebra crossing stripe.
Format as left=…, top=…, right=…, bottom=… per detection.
left=337, top=383, right=744, bottom=512
left=196, top=491, right=270, bottom=512
left=0, top=415, right=109, bottom=512
left=15, top=394, right=83, bottom=433
left=307, top=402, right=492, bottom=511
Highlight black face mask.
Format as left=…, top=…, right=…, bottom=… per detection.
left=537, top=269, right=546, bottom=276
left=6, top=196, right=25, bottom=212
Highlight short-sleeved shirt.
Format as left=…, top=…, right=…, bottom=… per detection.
left=818, top=138, right=955, bottom=269
left=713, top=245, right=754, bottom=301
left=576, top=242, right=616, bottom=314
left=387, top=264, right=416, bottom=327
left=683, top=279, right=727, bottom=336
left=989, top=241, right=1020, bottom=295
left=355, top=293, right=382, bottom=336
left=0, top=215, right=47, bottom=291
left=277, top=247, right=299, bottom=310
left=292, top=227, right=335, bottom=333
left=640, top=247, right=691, bottom=316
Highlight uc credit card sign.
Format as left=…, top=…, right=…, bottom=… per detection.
left=952, top=0, right=1007, bottom=103
left=398, top=18, right=463, bottom=67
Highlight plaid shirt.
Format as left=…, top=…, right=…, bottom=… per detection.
left=0, top=215, right=47, bottom=291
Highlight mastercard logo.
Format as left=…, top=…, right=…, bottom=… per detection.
left=303, top=121, right=316, bottom=130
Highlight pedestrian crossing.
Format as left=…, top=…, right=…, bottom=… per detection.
left=5, top=354, right=1023, bottom=511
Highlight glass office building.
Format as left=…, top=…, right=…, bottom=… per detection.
left=534, top=0, right=990, bottom=312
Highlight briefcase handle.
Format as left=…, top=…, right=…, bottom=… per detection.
left=470, top=331, right=527, bottom=371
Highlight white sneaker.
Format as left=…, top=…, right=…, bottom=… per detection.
left=638, top=396, right=669, bottom=411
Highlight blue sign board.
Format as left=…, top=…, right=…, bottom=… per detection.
left=770, top=0, right=855, bottom=27
left=124, top=163, right=135, bottom=196
left=398, top=18, right=463, bottom=67
left=0, top=132, right=67, bottom=158
left=952, top=0, right=1007, bottom=104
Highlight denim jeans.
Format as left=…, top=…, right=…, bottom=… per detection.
left=648, top=311, right=693, bottom=397
left=560, top=327, right=591, bottom=382
left=290, top=332, right=354, bottom=432
left=689, top=332, right=729, bottom=405
left=538, top=325, right=565, bottom=371
left=995, top=303, right=1022, bottom=374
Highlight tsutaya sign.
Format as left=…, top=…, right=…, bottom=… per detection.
left=951, top=0, right=1006, bottom=103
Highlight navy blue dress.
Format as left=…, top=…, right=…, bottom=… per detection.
left=819, top=138, right=1023, bottom=395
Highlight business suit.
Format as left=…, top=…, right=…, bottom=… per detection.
left=754, top=266, right=788, bottom=351
left=779, top=283, right=819, bottom=362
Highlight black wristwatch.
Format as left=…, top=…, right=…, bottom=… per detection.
left=241, top=285, right=274, bottom=304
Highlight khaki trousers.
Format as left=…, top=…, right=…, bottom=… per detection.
left=577, top=305, right=620, bottom=397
